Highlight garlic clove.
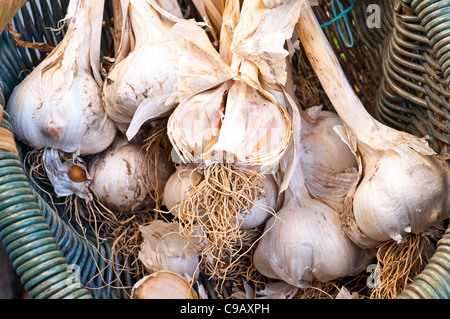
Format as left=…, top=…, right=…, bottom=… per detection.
left=167, top=84, right=229, bottom=165
left=131, top=271, right=198, bottom=299
left=299, top=110, right=358, bottom=210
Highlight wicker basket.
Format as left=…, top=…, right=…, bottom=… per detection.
left=0, top=0, right=448, bottom=299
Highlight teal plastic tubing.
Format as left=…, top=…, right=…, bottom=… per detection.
left=0, top=108, right=93, bottom=299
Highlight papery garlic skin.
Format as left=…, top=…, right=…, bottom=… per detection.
left=352, top=150, right=449, bottom=244
left=253, top=196, right=372, bottom=287
left=207, top=78, right=292, bottom=172
left=103, top=0, right=179, bottom=130
left=300, top=108, right=358, bottom=208
left=6, top=0, right=116, bottom=156
left=88, top=134, right=173, bottom=212
left=139, top=220, right=201, bottom=279
left=131, top=270, right=198, bottom=299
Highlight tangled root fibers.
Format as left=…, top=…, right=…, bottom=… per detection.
left=173, top=163, right=267, bottom=285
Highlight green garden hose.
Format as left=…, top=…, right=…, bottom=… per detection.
left=0, top=111, right=93, bottom=299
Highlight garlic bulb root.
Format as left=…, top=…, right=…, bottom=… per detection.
left=370, top=233, right=431, bottom=299
left=139, top=122, right=176, bottom=210
left=173, top=163, right=267, bottom=281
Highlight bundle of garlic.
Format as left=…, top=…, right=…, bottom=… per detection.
left=87, top=133, right=174, bottom=213
left=5, top=0, right=117, bottom=200
left=296, top=1, right=450, bottom=249
left=138, top=220, right=202, bottom=280
left=131, top=270, right=198, bottom=299
left=253, top=145, right=374, bottom=289
left=295, top=2, right=450, bottom=298
left=102, top=0, right=183, bottom=134
left=157, top=0, right=305, bottom=280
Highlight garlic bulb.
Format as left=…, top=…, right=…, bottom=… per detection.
left=281, top=51, right=357, bottom=210
left=88, top=133, right=173, bottom=212
left=299, top=106, right=358, bottom=210
left=103, top=0, right=181, bottom=132
left=351, top=150, right=448, bottom=244
left=138, top=220, right=201, bottom=280
left=253, top=146, right=374, bottom=288
left=131, top=270, right=198, bottom=299
left=296, top=2, right=450, bottom=248
left=6, top=0, right=116, bottom=198
left=166, top=0, right=303, bottom=174
left=162, top=164, right=203, bottom=214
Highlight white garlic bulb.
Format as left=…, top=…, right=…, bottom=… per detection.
left=6, top=0, right=117, bottom=198
left=131, top=270, right=198, bottom=299
left=351, top=149, right=449, bottom=244
left=6, top=0, right=116, bottom=156
left=253, top=147, right=374, bottom=287
left=103, top=0, right=181, bottom=132
left=253, top=196, right=372, bottom=287
left=88, top=134, right=173, bottom=212
left=138, top=220, right=201, bottom=280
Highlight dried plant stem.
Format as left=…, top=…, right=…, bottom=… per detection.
left=6, top=23, right=55, bottom=53
left=370, top=234, right=429, bottom=299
